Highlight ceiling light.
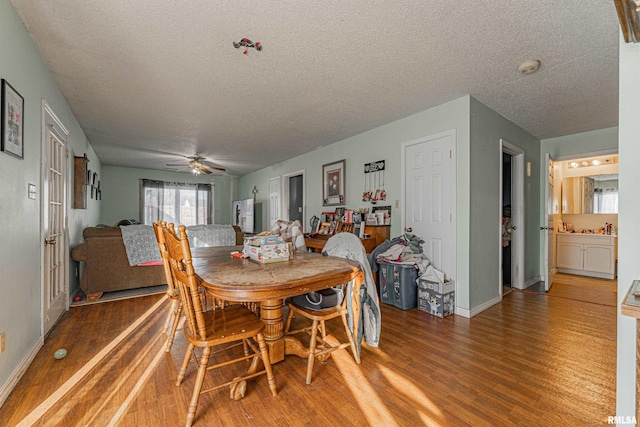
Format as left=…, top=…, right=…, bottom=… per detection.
left=518, top=59, right=541, bottom=75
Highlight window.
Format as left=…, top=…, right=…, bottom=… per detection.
left=594, top=188, right=618, bottom=214
left=140, top=179, right=212, bottom=226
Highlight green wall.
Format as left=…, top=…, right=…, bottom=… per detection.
left=617, top=35, right=639, bottom=419
left=100, top=166, right=237, bottom=226
left=541, top=127, right=618, bottom=159
left=0, top=0, right=99, bottom=398
left=469, top=98, right=541, bottom=309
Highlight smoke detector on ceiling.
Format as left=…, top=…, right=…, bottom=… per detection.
left=518, top=59, right=541, bottom=75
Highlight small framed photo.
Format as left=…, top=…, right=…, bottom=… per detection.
left=322, top=159, right=346, bottom=206
left=318, top=222, right=331, bottom=235
left=1, top=80, right=24, bottom=159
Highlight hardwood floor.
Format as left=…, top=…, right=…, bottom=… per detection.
left=0, top=275, right=616, bottom=426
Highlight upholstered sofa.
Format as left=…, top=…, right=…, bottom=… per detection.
left=71, top=224, right=243, bottom=301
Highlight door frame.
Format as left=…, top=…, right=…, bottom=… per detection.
left=500, top=140, right=525, bottom=294
left=41, top=101, right=70, bottom=336
left=267, top=176, right=281, bottom=230
left=282, top=170, right=305, bottom=229
left=401, top=129, right=457, bottom=281
left=544, top=148, right=619, bottom=288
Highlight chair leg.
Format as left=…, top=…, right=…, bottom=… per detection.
left=177, top=342, right=194, bottom=386
left=166, top=302, right=183, bottom=352
left=163, top=299, right=179, bottom=334
left=341, top=312, right=361, bottom=364
left=306, top=319, right=319, bottom=384
left=256, top=333, right=277, bottom=396
left=284, top=306, right=294, bottom=333
left=185, top=346, right=211, bottom=427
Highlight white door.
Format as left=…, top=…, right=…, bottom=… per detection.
left=43, top=103, right=69, bottom=335
left=403, top=131, right=455, bottom=280
left=543, top=153, right=554, bottom=291
left=268, top=176, right=281, bottom=229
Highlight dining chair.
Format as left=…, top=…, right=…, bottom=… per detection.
left=336, top=221, right=354, bottom=234
left=153, top=221, right=183, bottom=352
left=284, top=235, right=363, bottom=384
left=161, top=223, right=277, bottom=427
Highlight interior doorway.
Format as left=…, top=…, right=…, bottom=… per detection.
left=500, top=140, right=525, bottom=295
left=502, top=152, right=512, bottom=289
left=283, top=170, right=305, bottom=229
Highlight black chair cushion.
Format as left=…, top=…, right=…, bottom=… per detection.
left=291, top=287, right=344, bottom=310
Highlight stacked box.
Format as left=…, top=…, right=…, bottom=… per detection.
left=417, top=279, right=455, bottom=318
left=377, top=261, right=418, bottom=310
left=243, top=236, right=292, bottom=264
left=244, top=235, right=285, bottom=246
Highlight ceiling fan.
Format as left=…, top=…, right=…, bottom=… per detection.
left=166, top=156, right=226, bottom=175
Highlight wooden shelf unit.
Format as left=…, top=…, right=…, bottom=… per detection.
left=73, top=155, right=88, bottom=209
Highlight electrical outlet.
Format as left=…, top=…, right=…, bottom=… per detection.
left=0, top=331, right=5, bottom=354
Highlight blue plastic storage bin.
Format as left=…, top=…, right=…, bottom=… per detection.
left=377, top=261, right=418, bottom=310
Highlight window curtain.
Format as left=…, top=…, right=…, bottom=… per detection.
left=140, top=179, right=212, bottom=226
left=594, top=188, right=618, bottom=214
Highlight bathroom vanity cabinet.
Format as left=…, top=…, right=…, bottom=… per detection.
left=556, top=233, right=617, bottom=279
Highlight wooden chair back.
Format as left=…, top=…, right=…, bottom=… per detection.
left=336, top=221, right=354, bottom=234
left=160, top=223, right=207, bottom=341
left=153, top=221, right=177, bottom=296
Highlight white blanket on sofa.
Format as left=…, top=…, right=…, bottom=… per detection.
left=185, top=225, right=237, bottom=248
left=120, top=225, right=161, bottom=266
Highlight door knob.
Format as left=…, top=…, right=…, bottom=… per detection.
left=45, top=237, right=57, bottom=246
left=405, top=227, right=413, bottom=232
left=510, top=225, right=517, bottom=231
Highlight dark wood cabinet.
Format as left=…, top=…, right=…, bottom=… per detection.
left=73, top=155, right=88, bottom=209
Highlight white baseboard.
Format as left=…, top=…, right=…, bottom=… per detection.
left=454, top=294, right=501, bottom=318
left=0, top=336, right=43, bottom=407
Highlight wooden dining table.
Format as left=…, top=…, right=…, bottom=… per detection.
left=190, top=246, right=363, bottom=364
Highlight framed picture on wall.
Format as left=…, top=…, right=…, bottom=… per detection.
left=1, top=80, right=24, bottom=159
left=322, top=159, right=346, bottom=206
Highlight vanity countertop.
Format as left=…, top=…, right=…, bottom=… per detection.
left=557, top=231, right=617, bottom=238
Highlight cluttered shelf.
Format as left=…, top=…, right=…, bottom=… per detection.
left=306, top=206, right=391, bottom=254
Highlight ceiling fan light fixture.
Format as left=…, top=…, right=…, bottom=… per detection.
left=518, top=59, right=541, bottom=75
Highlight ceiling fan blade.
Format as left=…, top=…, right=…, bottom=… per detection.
left=205, top=165, right=226, bottom=172
left=166, top=163, right=189, bottom=166
left=198, top=166, right=212, bottom=174
left=202, top=161, right=226, bottom=171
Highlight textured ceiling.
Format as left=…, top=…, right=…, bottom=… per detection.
left=11, top=1, right=620, bottom=176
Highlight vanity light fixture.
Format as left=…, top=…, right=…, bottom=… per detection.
left=592, top=160, right=601, bottom=166
left=570, top=162, right=579, bottom=168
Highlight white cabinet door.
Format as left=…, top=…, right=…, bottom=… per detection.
left=557, top=241, right=583, bottom=270
left=583, top=245, right=615, bottom=274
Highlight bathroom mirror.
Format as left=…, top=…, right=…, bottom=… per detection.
left=561, top=174, right=618, bottom=214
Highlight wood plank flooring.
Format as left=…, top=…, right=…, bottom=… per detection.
left=0, top=274, right=616, bottom=426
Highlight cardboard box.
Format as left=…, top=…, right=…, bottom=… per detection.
left=417, top=279, right=455, bottom=318
left=243, top=235, right=285, bottom=246
left=243, top=242, right=292, bottom=264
